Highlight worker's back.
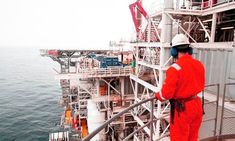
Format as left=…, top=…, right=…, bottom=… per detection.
left=174, top=54, right=205, bottom=99
left=155, top=34, right=205, bottom=141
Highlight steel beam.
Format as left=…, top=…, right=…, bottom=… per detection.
left=137, top=60, right=168, bottom=70
left=210, top=13, right=217, bottom=42
left=133, top=115, right=151, bottom=136
left=197, top=17, right=211, bottom=41
left=130, top=74, right=160, bottom=92
left=130, top=42, right=161, bottom=47
left=202, top=1, right=235, bottom=16
left=192, top=42, right=233, bottom=49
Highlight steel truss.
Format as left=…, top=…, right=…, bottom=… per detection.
left=128, top=0, right=234, bottom=140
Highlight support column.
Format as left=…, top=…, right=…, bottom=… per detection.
left=134, top=45, right=139, bottom=118
left=135, top=45, right=139, bottom=101
left=210, top=13, right=217, bottom=42
left=155, top=0, right=173, bottom=139
left=96, top=80, right=100, bottom=96
left=120, top=78, right=125, bottom=106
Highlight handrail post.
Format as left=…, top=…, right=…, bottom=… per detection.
left=219, top=83, right=227, bottom=138
left=150, top=98, right=154, bottom=141
left=214, top=84, right=220, bottom=136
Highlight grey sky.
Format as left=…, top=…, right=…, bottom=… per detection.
left=0, top=0, right=134, bottom=49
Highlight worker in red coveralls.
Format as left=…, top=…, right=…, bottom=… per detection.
left=155, top=34, right=205, bottom=141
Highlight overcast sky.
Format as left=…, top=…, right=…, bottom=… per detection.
left=0, top=0, right=136, bottom=49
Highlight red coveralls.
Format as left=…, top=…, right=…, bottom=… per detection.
left=155, top=54, right=205, bottom=141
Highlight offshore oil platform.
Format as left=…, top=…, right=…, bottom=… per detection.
left=40, top=0, right=235, bottom=140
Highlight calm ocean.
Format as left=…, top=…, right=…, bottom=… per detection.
left=0, top=47, right=62, bottom=141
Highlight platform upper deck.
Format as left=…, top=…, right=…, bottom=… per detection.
left=151, top=0, right=235, bottom=17
left=54, top=67, right=132, bottom=79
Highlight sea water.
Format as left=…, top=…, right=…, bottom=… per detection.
left=0, top=47, right=62, bottom=141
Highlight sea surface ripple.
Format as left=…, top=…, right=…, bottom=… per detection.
left=0, top=48, right=62, bottom=141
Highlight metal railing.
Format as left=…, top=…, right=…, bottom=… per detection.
left=202, top=84, right=220, bottom=137
left=77, top=67, right=132, bottom=78
left=83, top=96, right=159, bottom=141
left=175, top=0, right=235, bottom=11
left=219, top=83, right=235, bottom=137
left=200, top=83, right=235, bottom=140
left=83, top=83, right=235, bottom=141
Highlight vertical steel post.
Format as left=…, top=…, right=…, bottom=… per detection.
left=201, top=0, right=204, bottom=10
left=150, top=98, right=154, bottom=141
left=96, top=80, right=100, bottom=96
left=210, top=13, right=217, bottom=42
left=214, top=84, right=220, bottom=136
left=156, top=0, right=173, bottom=138
left=219, top=84, right=227, bottom=137
left=198, top=49, right=202, bottom=62
left=208, top=51, right=214, bottom=84
left=148, top=18, right=151, bottom=43
left=204, top=51, right=208, bottom=83
left=78, top=86, right=82, bottom=134
left=134, top=45, right=139, bottom=115
left=108, top=80, right=110, bottom=118
left=121, top=78, right=125, bottom=106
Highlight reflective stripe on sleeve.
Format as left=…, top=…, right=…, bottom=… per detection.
left=171, top=63, right=181, bottom=71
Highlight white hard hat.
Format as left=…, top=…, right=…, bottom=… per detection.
left=172, top=34, right=190, bottom=48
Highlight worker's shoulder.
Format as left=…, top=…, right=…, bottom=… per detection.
left=169, top=63, right=181, bottom=71
left=192, top=58, right=204, bottom=67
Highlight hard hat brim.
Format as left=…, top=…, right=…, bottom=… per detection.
left=173, top=44, right=190, bottom=49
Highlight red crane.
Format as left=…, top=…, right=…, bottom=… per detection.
left=129, top=0, right=149, bottom=39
